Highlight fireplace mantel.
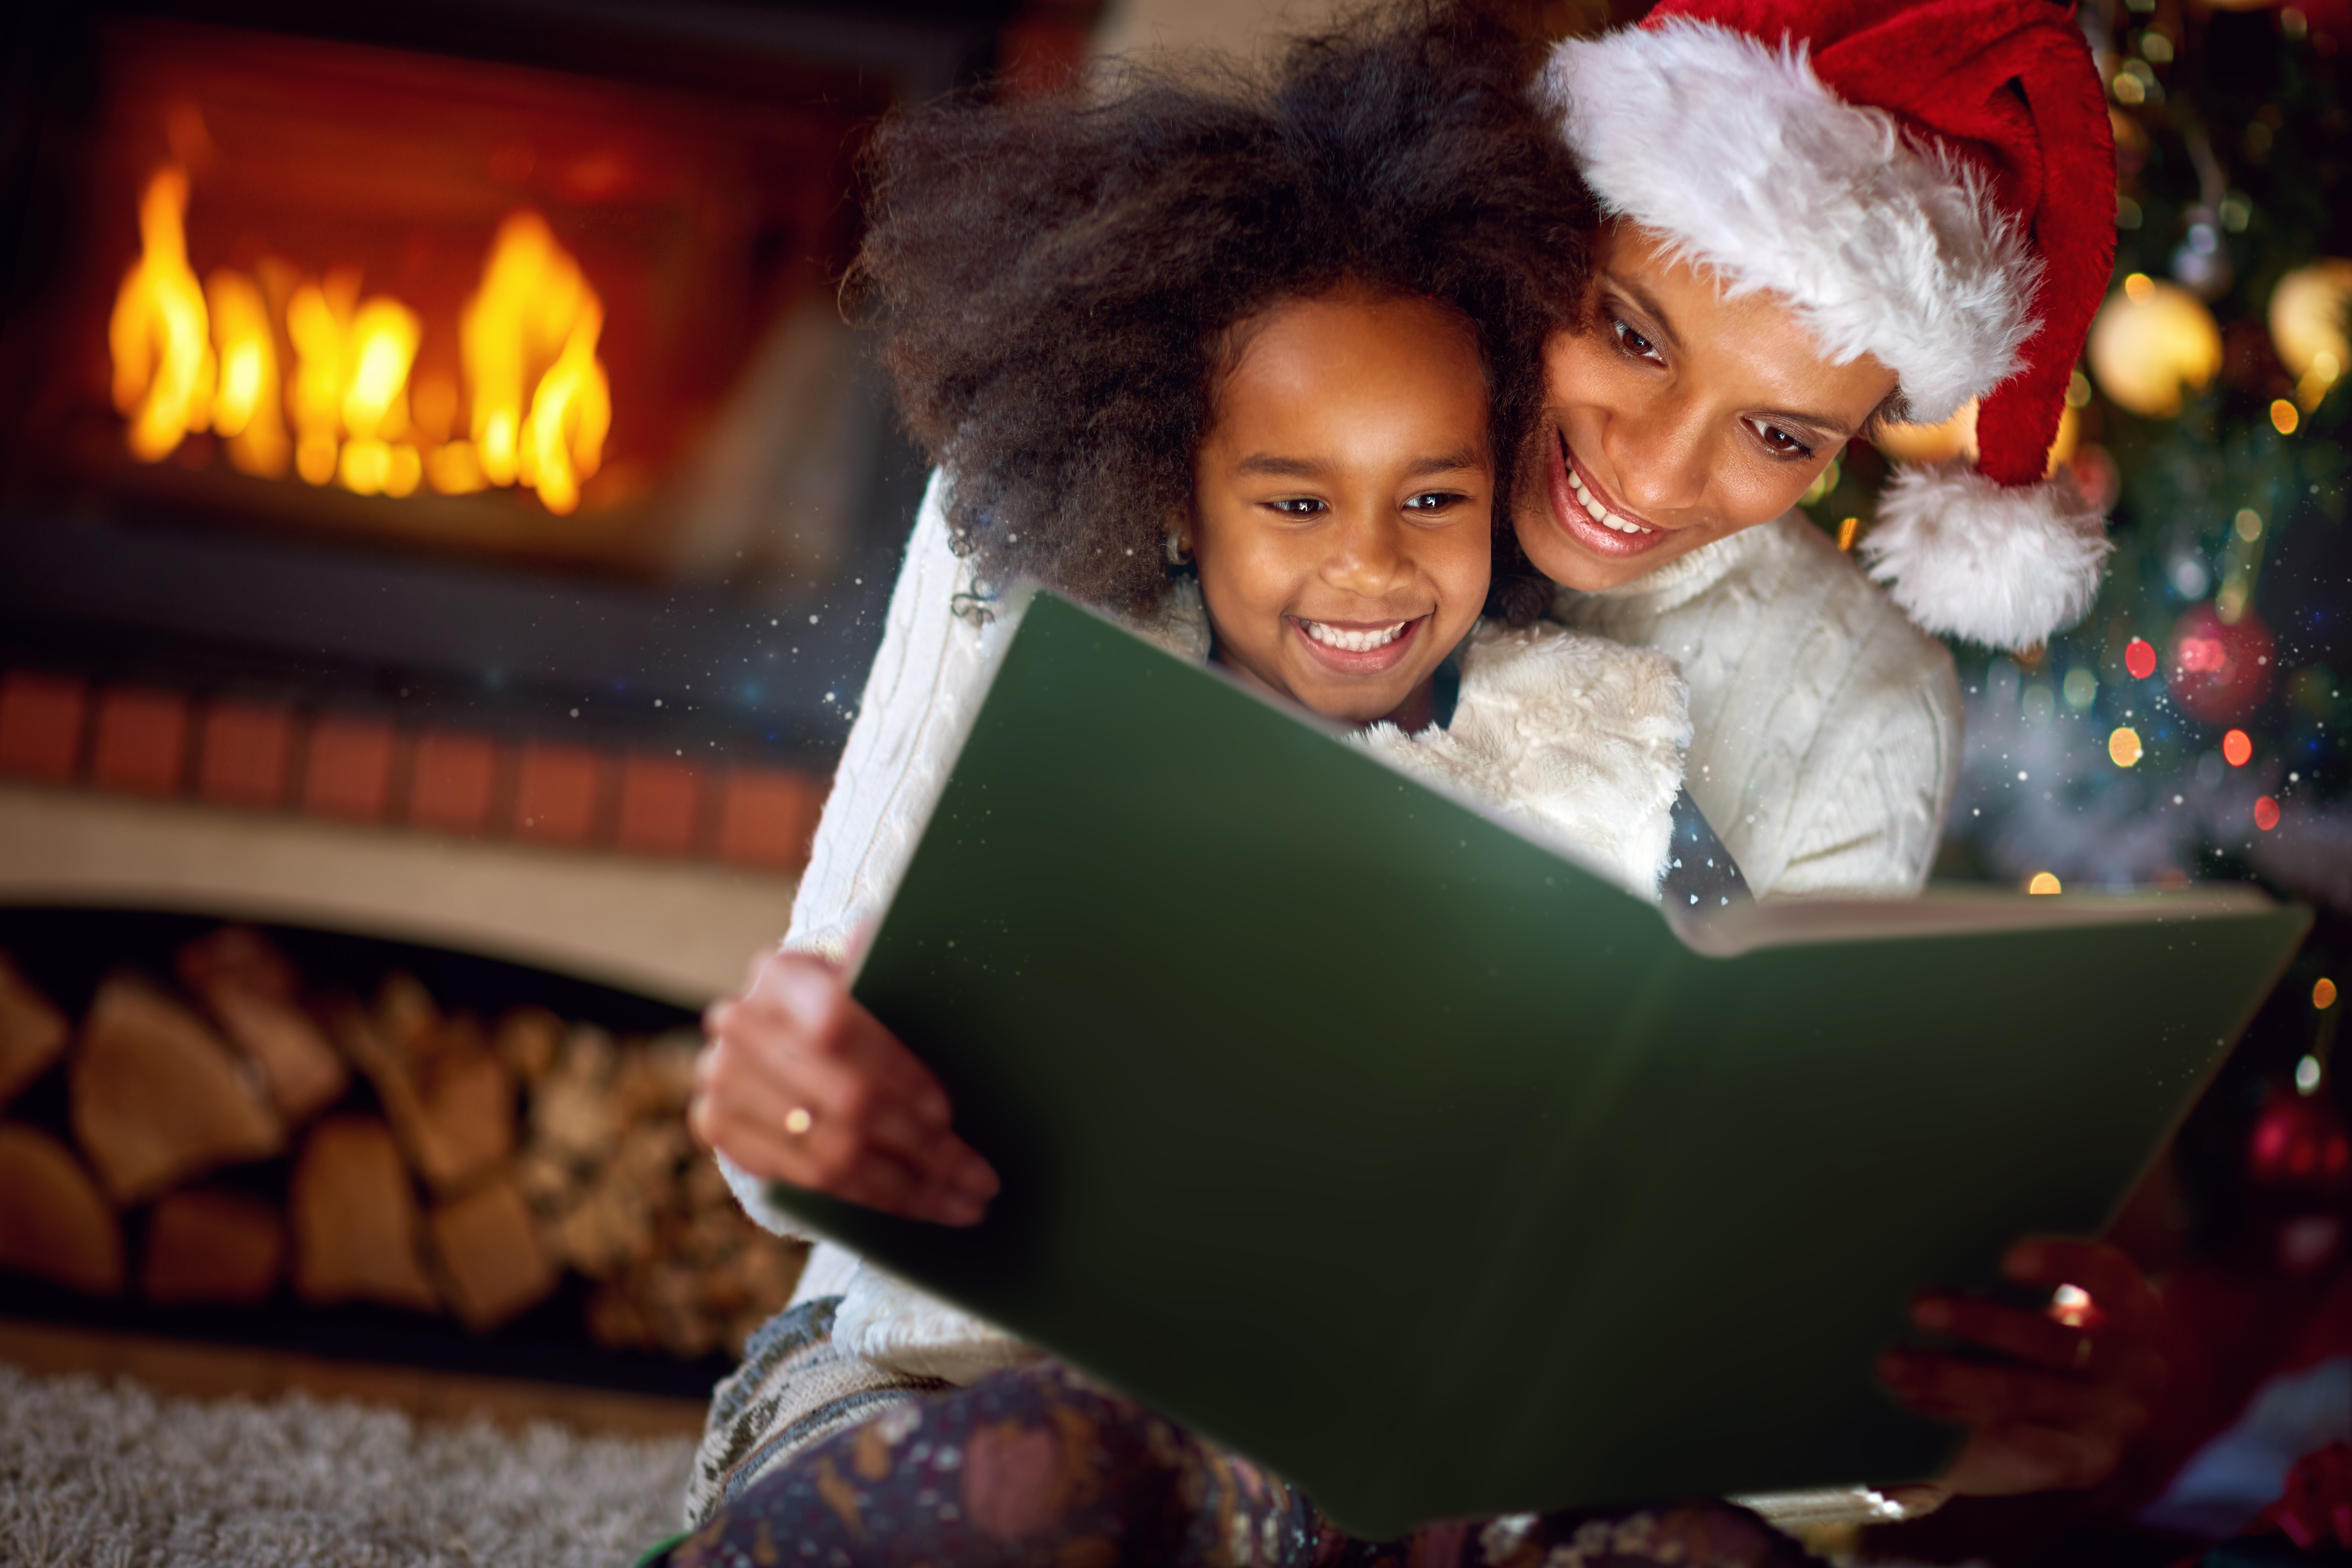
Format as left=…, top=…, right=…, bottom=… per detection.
left=0, top=782, right=791, bottom=1006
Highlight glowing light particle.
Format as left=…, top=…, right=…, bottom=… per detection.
left=2316, top=978, right=2338, bottom=1010
left=2223, top=729, right=2253, bottom=766
left=2109, top=727, right=2144, bottom=767
left=2028, top=872, right=2063, bottom=895
left=2272, top=399, right=2300, bottom=434
left=2254, top=795, right=2281, bottom=831
left=2296, top=1056, right=2323, bottom=1095
left=2125, top=638, right=2157, bottom=679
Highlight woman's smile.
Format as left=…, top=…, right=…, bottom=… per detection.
left=1545, top=430, right=1675, bottom=560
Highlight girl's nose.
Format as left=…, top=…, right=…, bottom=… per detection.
left=1603, top=390, right=1711, bottom=517
left=1321, top=509, right=1414, bottom=598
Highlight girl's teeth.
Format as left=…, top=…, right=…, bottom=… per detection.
left=1303, top=619, right=1408, bottom=653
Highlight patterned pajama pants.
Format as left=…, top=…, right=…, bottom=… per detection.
left=658, top=1360, right=1820, bottom=1568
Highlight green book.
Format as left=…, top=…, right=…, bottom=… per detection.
left=768, top=589, right=2309, bottom=1539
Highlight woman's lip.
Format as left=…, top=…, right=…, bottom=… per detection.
left=1288, top=614, right=1425, bottom=675
left=1547, top=433, right=1673, bottom=559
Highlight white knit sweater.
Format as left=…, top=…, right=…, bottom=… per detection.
left=720, top=473, right=1697, bottom=1380
left=1552, top=512, right=1963, bottom=899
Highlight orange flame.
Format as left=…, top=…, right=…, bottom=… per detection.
left=202, top=269, right=288, bottom=477
left=110, top=168, right=214, bottom=460
left=455, top=210, right=608, bottom=513
left=107, top=169, right=608, bottom=513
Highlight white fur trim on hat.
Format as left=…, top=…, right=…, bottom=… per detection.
left=1538, top=20, right=2041, bottom=422
left=1862, top=460, right=2110, bottom=650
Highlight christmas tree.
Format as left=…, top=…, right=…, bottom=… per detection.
left=1806, top=0, right=2350, bottom=1273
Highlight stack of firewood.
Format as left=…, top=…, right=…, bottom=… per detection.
left=0, top=928, right=804, bottom=1358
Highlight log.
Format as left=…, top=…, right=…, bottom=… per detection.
left=494, top=1007, right=563, bottom=1084
left=338, top=1010, right=514, bottom=1195
left=71, top=975, right=285, bottom=1204
left=610, top=1033, right=698, bottom=1123
left=202, top=981, right=348, bottom=1123
left=373, top=972, right=439, bottom=1064
left=551, top=1163, right=655, bottom=1280
left=528, top=1031, right=621, bottom=1165
left=289, top=1116, right=437, bottom=1311
left=175, top=925, right=300, bottom=1004
left=142, top=1187, right=283, bottom=1304
left=0, top=1124, right=124, bottom=1295
left=0, top=953, right=69, bottom=1113
left=426, top=1176, right=557, bottom=1331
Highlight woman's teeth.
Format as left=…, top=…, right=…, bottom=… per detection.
left=1567, top=465, right=1653, bottom=534
left=1302, top=619, right=1408, bottom=653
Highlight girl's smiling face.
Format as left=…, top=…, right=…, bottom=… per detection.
left=1513, top=222, right=1899, bottom=592
left=1186, top=286, right=1493, bottom=728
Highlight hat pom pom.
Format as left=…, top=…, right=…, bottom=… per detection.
left=1861, top=460, right=2111, bottom=651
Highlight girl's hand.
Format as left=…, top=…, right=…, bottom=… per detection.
left=1876, top=1239, right=2167, bottom=1510
left=689, top=949, right=1000, bottom=1225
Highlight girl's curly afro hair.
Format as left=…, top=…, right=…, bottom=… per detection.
left=848, top=3, right=1593, bottom=624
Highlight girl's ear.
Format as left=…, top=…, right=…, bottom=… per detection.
left=1164, top=530, right=1193, bottom=567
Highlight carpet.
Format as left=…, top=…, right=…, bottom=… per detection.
left=0, top=1361, right=695, bottom=1567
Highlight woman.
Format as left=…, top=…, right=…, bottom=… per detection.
left=688, top=0, right=2160, bottom=1553
left=1511, top=0, right=2116, bottom=900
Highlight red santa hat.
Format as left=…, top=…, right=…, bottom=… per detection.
left=1537, top=0, right=2118, bottom=651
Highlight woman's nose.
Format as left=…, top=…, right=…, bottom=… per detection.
left=1603, top=393, right=1712, bottom=517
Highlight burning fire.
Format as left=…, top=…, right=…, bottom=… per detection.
left=107, top=167, right=611, bottom=514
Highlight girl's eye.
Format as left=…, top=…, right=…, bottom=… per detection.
left=1403, top=490, right=1464, bottom=515
left=1747, top=419, right=1817, bottom=461
left=1268, top=497, right=1327, bottom=518
left=1610, top=314, right=1664, bottom=365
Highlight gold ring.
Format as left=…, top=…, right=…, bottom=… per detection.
left=2073, top=1334, right=2093, bottom=1371
left=783, top=1106, right=815, bottom=1136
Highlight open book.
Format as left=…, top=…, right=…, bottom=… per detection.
left=767, top=590, right=2309, bottom=1538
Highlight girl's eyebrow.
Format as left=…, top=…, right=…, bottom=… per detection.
left=1232, top=450, right=1486, bottom=479
left=1233, top=453, right=1330, bottom=478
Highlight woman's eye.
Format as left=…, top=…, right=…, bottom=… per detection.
left=1747, top=419, right=1816, bottom=461
left=1610, top=315, right=1663, bottom=365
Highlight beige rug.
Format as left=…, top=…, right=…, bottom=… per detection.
left=0, top=1361, right=694, bottom=1567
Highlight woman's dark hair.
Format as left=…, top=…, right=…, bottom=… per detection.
left=848, top=2, right=1592, bottom=625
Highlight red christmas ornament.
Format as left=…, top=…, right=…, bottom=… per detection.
left=2167, top=603, right=2275, bottom=724
left=2247, top=1442, right=2352, bottom=1552
left=2250, top=1083, right=2352, bottom=1194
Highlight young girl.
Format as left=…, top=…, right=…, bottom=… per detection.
left=673, top=14, right=1755, bottom=1564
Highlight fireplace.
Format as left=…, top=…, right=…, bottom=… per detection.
left=0, top=0, right=1094, bottom=1384
left=31, top=18, right=889, bottom=574
left=0, top=0, right=1068, bottom=755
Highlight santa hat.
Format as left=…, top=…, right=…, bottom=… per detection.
left=1537, top=0, right=2117, bottom=650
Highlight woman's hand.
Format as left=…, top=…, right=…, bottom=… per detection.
left=689, top=948, right=1000, bottom=1225
left=1876, top=1239, right=2167, bottom=1511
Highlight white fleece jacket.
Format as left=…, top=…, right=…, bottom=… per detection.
left=719, top=473, right=1693, bottom=1381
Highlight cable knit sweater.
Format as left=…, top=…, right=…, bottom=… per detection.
left=1550, top=511, right=1962, bottom=899
left=719, top=472, right=1695, bottom=1380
